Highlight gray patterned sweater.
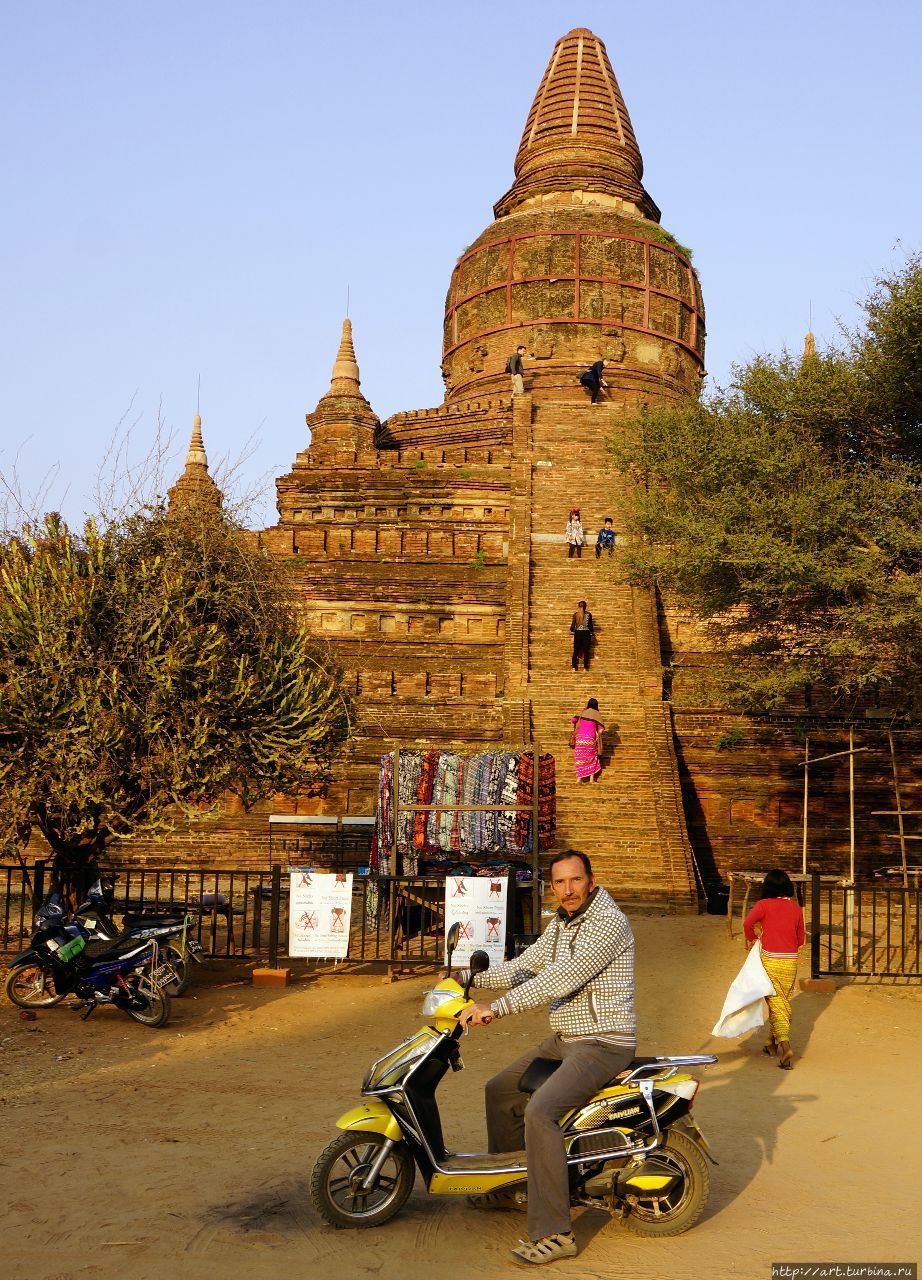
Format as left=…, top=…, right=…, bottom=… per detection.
left=472, top=887, right=635, bottom=1042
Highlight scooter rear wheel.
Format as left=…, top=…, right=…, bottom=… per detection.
left=124, top=976, right=171, bottom=1028
left=311, top=1131, right=415, bottom=1228
left=618, top=1128, right=709, bottom=1237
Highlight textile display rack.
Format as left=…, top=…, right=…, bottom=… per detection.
left=373, top=743, right=557, bottom=945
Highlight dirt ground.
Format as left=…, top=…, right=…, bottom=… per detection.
left=1, top=912, right=920, bottom=1280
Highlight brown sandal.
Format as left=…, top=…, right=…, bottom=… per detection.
left=762, top=1040, right=777, bottom=1057
left=778, top=1049, right=794, bottom=1070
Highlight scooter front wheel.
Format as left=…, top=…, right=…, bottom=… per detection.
left=4, top=963, right=65, bottom=1008
left=311, top=1131, right=415, bottom=1228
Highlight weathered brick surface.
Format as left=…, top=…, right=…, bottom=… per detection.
left=78, top=29, right=919, bottom=904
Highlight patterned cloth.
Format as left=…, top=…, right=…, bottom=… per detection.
left=571, top=715, right=603, bottom=781
left=761, top=954, right=798, bottom=1043
left=373, top=748, right=555, bottom=859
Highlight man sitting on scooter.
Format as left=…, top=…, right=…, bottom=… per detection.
left=458, top=849, right=635, bottom=1266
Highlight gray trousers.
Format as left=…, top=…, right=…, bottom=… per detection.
left=485, top=1033, right=635, bottom=1241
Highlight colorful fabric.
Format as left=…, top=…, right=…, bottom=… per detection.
left=760, top=954, right=797, bottom=1043
left=572, top=715, right=603, bottom=781
left=537, top=753, right=556, bottom=850
left=370, top=752, right=393, bottom=878
left=412, top=751, right=440, bottom=854
left=498, top=753, right=520, bottom=850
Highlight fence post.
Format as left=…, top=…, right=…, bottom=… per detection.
left=268, top=863, right=282, bottom=969
left=810, top=871, right=820, bottom=978
left=31, top=860, right=46, bottom=913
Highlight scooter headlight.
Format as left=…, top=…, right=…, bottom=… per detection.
left=421, top=988, right=459, bottom=1017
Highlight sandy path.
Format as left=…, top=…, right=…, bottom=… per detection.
left=1, top=914, right=920, bottom=1280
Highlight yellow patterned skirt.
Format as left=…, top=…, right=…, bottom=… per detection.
left=761, top=955, right=798, bottom=1043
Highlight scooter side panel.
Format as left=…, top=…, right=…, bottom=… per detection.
left=427, top=1171, right=527, bottom=1195
left=335, top=1102, right=402, bottom=1142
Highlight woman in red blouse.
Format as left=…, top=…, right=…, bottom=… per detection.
left=743, top=868, right=805, bottom=1070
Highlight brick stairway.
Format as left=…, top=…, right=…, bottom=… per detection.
left=523, top=395, right=697, bottom=907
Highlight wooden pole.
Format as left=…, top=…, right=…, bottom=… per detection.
left=846, top=727, right=856, bottom=967
left=887, top=730, right=909, bottom=891
left=849, top=727, right=856, bottom=884
left=802, top=736, right=809, bottom=876
left=531, top=744, right=541, bottom=936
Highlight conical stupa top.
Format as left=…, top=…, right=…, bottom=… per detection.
left=328, top=318, right=361, bottom=391
left=186, top=414, right=209, bottom=468
left=803, top=330, right=817, bottom=359
left=494, top=28, right=655, bottom=218
left=167, top=413, right=222, bottom=510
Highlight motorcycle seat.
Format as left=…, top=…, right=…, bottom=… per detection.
left=83, top=936, right=154, bottom=962
left=519, top=1055, right=663, bottom=1094
left=123, top=914, right=186, bottom=929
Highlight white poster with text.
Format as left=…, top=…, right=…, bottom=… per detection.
left=288, top=869, right=353, bottom=959
left=443, top=875, right=509, bottom=968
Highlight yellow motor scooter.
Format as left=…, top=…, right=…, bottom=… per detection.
left=311, top=925, right=716, bottom=1237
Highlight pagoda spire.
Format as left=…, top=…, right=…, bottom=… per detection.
left=167, top=413, right=223, bottom=510
left=494, top=27, right=659, bottom=220
left=306, top=318, right=378, bottom=460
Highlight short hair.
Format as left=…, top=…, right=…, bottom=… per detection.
left=604, top=516, right=613, bottom=524
left=548, top=849, right=593, bottom=879
left=517, top=343, right=527, bottom=351
left=761, top=868, right=795, bottom=899
left=586, top=697, right=599, bottom=710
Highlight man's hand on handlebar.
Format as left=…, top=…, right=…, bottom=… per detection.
left=458, top=1001, right=495, bottom=1028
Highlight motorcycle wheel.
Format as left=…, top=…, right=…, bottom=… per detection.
left=4, top=963, right=65, bottom=1009
left=618, top=1128, right=709, bottom=1237
left=125, top=976, right=171, bottom=1028
left=311, top=1131, right=415, bottom=1228
left=162, top=945, right=190, bottom=997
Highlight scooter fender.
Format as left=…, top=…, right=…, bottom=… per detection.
left=336, top=1101, right=402, bottom=1143
left=7, top=946, right=42, bottom=969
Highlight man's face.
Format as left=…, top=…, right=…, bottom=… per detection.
left=551, top=856, right=595, bottom=917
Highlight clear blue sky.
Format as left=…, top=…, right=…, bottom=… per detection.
left=2, top=1, right=919, bottom=527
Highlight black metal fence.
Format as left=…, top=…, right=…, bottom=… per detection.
left=811, top=872, right=922, bottom=978
left=0, top=863, right=462, bottom=970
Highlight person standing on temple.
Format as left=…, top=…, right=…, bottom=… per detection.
left=565, top=508, right=584, bottom=559
left=595, top=517, right=616, bottom=558
left=507, top=344, right=527, bottom=396
left=569, top=697, right=604, bottom=783
left=579, top=358, right=609, bottom=404
left=569, top=600, right=593, bottom=671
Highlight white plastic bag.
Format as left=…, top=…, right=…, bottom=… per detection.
left=711, top=941, right=776, bottom=1038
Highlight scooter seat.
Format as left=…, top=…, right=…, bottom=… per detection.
left=519, top=1055, right=663, bottom=1094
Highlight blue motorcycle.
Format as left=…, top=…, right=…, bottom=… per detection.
left=4, top=896, right=174, bottom=1027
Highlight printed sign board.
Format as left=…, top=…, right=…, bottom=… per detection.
left=288, top=868, right=353, bottom=959
left=443, top=875, right=509, bottom=968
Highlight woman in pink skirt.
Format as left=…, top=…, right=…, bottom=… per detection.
left=570, top=698, right=604, bottom=783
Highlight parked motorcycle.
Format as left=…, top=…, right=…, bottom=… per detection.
left=4, top=896, right=174, bottom=1027
left=74, top=879, right=203, bottom=997
left=311, top=925, right=717, bottom=1236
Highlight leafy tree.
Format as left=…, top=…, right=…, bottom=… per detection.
left=610, top=257, right=922, bottom=713
left=0, top=505, right=350, bottom=891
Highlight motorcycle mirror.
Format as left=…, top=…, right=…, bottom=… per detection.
left=464, top=949, right=490, bottom=1000
left=445, top=922, right=461, bottom=975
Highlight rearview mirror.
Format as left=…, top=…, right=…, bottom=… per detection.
left=464, top=948, right=490, bottom=999
left=445, top=922, right=461, bottom=975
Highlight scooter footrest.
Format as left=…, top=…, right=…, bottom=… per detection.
left=440, top=1150, right=527, bottom=1172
